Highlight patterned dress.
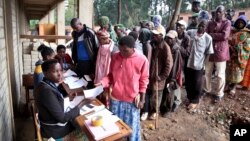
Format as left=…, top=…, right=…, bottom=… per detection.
left=226, top=29, right=250, bottom=83
left=110, top=99, right=141, bottom=141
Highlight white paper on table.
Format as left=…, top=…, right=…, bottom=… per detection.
left=83, top=85, right=104, bottom=98
left=84, top=75, right=92, bottom=81
left=64, top=76, right=79, bottom=84
left=63, top=69, right=77, bottom=78
left=85, top=108, right=113, bottom=120
left=80, top=104, right=105, bottom=115
left=68, top=78, right=88, bottom=89
left=64, top=96, right=85, bottom=112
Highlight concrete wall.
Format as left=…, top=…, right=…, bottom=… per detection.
left=5, top=0, right=22, bottom=112
left=0, top=0, right=16, bottom=140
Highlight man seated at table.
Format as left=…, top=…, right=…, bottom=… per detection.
left=34, top=59, right=90, bottom=140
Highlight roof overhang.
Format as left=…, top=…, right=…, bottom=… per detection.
left=23, top=0, right=64, bottom=20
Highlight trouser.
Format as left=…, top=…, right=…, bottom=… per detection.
left=147, top=89, right=163, bottom=113
left=161, top=86, right=181, bottom=113
left=76, top=60, right=94, bottom=77
left=203, top=61, right=226, bottom=97
left=186, top=68, right=204, bottom=104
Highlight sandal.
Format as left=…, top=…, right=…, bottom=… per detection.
left=187, top=103, right=198, bottom=110
left=228, top=89, right=236, bottom=98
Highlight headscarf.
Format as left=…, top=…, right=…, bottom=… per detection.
left=153, top=15, right=162, bottom=28
left=198, top=10, right=210, bottom=22
left=139, top=28, right=151, bottom=43
left=234, top=15, right=247, bottom=30
left=98, top=16, right=110, bottom=27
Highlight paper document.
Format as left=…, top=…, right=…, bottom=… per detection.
left=84, top=118, right=120, bottom=141
left=84, top=75, right=92, bottom=81
left=85, top=108, right=113, bottom=120
left=64, top=96, right=85, bottom=112
left=63, top=69, right=77, bottom=78
left=84, top=86, right=104, bottom=98
left=68, top=78, right=88, bottom=89
left=64, top=76, right=79, bottom=84
left=80, top=104, right=105, bottom=115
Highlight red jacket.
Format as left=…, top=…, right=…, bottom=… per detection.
left=207, top=19, right=231, bottom=62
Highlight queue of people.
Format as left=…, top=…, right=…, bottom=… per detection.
left=33, top=0, right=250, bottom=140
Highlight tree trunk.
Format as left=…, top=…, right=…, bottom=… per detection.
left=168, top=0, right=182, bottom=31
left=117, top=0, right=122, bottom=24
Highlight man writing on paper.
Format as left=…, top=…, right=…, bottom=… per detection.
left=96, top=36, right=149, bottom=141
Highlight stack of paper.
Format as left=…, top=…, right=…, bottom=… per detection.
left=84, top=118, right=120, bottom=140
left=63, top=69, right=77, bottom=78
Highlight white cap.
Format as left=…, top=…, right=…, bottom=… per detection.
left=177, top=20, right=187, bottom=29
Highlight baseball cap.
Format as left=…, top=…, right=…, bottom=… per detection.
left=176, top=20, right=187, bottom=29
left=166, top=30, right=178, bottom=39
left=151, top=26, right=166, bottom=37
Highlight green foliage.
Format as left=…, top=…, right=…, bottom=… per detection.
left=29, top=20, right=39, bottom=29
left=65, top=0, right=77, bottom=25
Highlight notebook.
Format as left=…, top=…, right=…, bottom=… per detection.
left=84, top=118, right=120, bottom=140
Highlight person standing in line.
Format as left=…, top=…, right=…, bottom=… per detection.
left=226, top=15, right=250, bottom=96
left=204, top=5, right=231, bottom=103
left=70, top=18, right=98, bottom=78
left=97, top=36, right=149, bottom=141
left=94, top=16, right=115, bottom=107
left=161, top=30, right=183, bottom=116
left=186, top=20, right=214, bottom=110
left=146, top=28, right=173, bottom=120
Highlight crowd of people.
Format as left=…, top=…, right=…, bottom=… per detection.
left=33, top=0, right=250, bottom=140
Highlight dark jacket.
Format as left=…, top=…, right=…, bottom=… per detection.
left=72, top=24, right=99, bottom=64
left=207, top=19, right=231, bottom=62
left=149, top=41, right=173, bottom=90
left=167, top=43, right=183, bottom=87
left=34, top=78, right=80, bottom=139
left=178, top=32, right=191, bottom=68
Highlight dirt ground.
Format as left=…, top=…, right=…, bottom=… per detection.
left=141, top=87, right=250, bottom=141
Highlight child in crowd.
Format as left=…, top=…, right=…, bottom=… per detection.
left=34, top=44, right=55, bottom=89
left=55, top=44, right=74, bottom=71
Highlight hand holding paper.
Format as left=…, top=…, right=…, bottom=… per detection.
left=84, top=85, right=104, bottom=98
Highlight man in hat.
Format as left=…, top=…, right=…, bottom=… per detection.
left=161, top=30, right=183, bottom=116
left=142, top=27, right=173, bottom=120
left=175, top=20, right=191, bottom=110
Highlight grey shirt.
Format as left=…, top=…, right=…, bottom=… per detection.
left=187, top=30, right=214, bottom=70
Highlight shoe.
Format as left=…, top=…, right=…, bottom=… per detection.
left=171, top=104, right=178, bottom=112
left=140, top=112, right=148, bottom=121
left=187, top=103, right=198, bottom=110
left=213, top=95, right=223, bottom=103
left=149, top=113, right=157, bottom=120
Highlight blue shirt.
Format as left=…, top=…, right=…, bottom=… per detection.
left=77, top=35, right=90, bottom=61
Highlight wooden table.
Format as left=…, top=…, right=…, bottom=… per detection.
left=75, top=99, right=132, bottom=141
left=61, top=81, right=132, bottom=140
left=61, top=82, right=85, bottom=96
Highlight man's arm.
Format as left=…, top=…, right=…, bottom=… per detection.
left=209, top=20, right=231, bottom=41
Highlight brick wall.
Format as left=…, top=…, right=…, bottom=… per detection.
left=0, top=0, right=14, bottom=140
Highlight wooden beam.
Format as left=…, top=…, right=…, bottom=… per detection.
left=20, top=35, right=72, bottom=40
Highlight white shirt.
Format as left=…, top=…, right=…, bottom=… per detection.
left=187, top=30, right=214, bottom=70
